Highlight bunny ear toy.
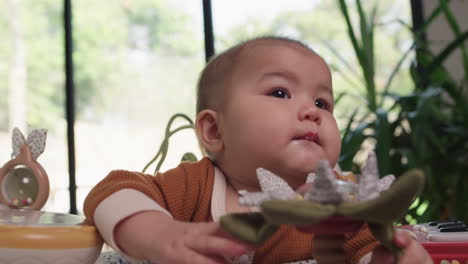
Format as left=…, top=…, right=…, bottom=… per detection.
left=0, top=128, right=49, bottom=210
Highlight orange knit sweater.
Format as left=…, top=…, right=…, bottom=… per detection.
left=84, top=158, right=379, bottom=264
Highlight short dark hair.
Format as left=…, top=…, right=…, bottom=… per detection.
left=195, top=36, right=313, bottom=114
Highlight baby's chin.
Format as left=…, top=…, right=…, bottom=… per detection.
left=289, top=158, right=322, bottom=173
left=290, top=148, right=332, bottom=165
left=280, top=159, right=334, bottom=186
left=274, top=166, right=313, bottom=189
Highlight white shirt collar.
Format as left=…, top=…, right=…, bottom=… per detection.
left=211, top=166, right=227, bottom=222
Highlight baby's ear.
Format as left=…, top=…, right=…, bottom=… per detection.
left=195, top=110, right=224, bottom=153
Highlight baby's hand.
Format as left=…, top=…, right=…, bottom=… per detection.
left=115, top=211, right=253, bottom=264
left=370, top=230, right=433, bottom=264
left=146, top=220, right=252, bottom=264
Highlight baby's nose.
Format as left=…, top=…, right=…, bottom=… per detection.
left=299, top=105, right=322, bottom=124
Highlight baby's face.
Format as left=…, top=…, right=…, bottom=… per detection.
left=217, top=40, right=341, bottom=189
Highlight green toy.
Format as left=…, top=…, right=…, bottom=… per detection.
left=220, top=151, right=425, bottom=261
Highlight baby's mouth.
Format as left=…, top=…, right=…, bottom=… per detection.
left=293, top=132, right=320, bottom=144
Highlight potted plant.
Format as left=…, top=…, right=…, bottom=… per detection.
left=336, top=0, right=468, bottom=223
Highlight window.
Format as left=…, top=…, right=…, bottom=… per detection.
left=0, top=0, right=69, bottom=212
left=1, top=0, right=415, bottom=214
left=73, top=0, right=205, bottom=213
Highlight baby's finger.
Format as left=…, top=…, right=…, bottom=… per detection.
left=193, top=221, right=223, bottom=235
left=396, top=244, right=433, bottom=264
left=214, top=226, right=257, bottom=249
left=182, top=222, right=248, bottom=255
left=186, top=235, right=252, bottom=257
left=393, top=231, right=433, bottom=264
left=394, top=230, right=416, bottom=248
left=194, top=222, right=254, bottom=248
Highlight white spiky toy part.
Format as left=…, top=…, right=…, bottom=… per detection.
left=238, top=151, right=395, bottom=206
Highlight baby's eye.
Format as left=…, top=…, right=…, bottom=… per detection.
left=268, top=89, right=290, bottom=99
left=315, top=99, right=329, bottom=110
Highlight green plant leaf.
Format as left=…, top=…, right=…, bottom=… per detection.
left=374, top=108, right=392, bottom=176
left=142, top=113, right=195, bottom=173
left=340, top=121, right=369, bottom=171
left=181, top=152, right=198, bottom=162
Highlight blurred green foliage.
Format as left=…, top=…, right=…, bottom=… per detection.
left=1, top=0, right=200, bottom=131
left=336, top=0, right=468, bottom=223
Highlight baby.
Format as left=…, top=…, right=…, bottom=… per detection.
left=84, top=36, right=432, bottom=264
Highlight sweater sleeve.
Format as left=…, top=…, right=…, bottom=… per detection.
left=83, top=157, right=214, bottom=224
left=344, top=224, right=380, bottom=264
left=92, top=189, right=171, bottom=253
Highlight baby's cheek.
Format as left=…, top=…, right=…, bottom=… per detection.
left=325, top=140, right=341, bottom=165
left=323, top=125, right=341, bottom=161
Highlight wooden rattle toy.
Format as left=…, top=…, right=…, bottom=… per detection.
left=0, top=128, right=49, bottom=210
